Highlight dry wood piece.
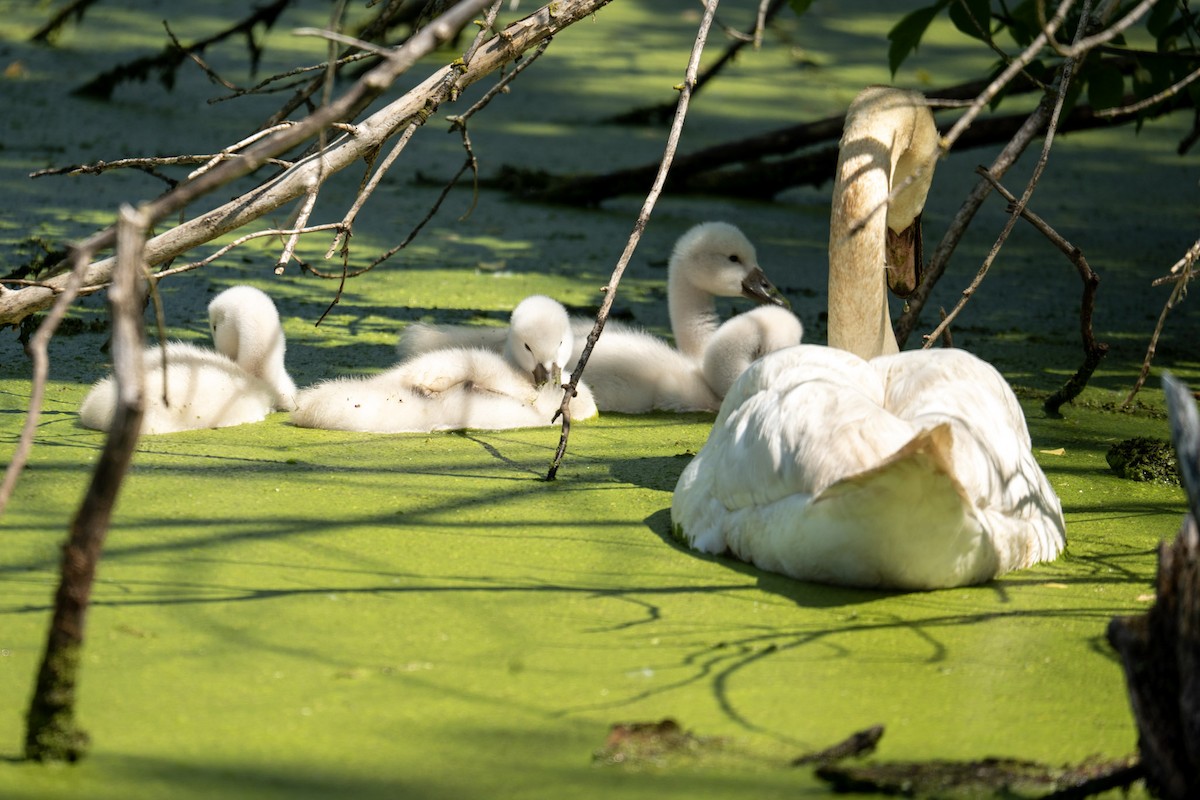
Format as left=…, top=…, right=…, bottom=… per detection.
left=791, top=724, right=884, bottom=766
left=1107, top=373, right=1200, bottom=799
left=24, top=206, right=150, bottom=762
left=814, top=754, right=1142, bottom=797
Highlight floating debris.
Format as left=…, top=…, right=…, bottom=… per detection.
left=1106, top=437, right=1181, bottom=485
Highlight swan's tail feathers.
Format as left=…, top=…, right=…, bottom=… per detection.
left=396, top=323, right=507, bottom=360
left=806, top=423, right=998, bottom=589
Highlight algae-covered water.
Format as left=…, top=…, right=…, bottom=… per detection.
left=1, top=1, right=1198, bottom=798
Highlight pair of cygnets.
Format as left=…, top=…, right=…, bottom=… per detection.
left=396, top=221, right=803, bottom=413
left=79, top=222, right=801, bottom=435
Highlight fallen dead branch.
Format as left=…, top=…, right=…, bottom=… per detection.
left=24, top=205, right=149, bottom=762
left=0, top=0, right=614, bottom=329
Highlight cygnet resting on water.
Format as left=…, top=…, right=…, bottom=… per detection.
left=291, top=295, right=597, bottom=433
left=395, top=222, right=791, bottom=412
left=78, top=285, right=298, bottom=435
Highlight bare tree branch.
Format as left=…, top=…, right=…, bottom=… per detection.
left=974, top=167, right=1110, bottom=414
left=0, top=248, right=95, bottom=517
left=546, top=0, right=721, bottom=480
left=0, top=0, right=613, bottom=328
left=24, top=205, right=149, bottom=763
left=1124, top=237, right=1198, bottom=407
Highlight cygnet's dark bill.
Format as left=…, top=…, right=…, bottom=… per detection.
left=740, top=267, right=790, bottom=309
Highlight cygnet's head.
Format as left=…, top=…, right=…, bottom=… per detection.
left=668, top=222, right=788, bottom=308
left=207, top=285, right=298, bottom=409
left=208, top=285, right=284, bottom=370
left=505, top=295, right=573, bottom=387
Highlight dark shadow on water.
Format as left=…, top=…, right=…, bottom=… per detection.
left=608, top=453, right=695, bottom=493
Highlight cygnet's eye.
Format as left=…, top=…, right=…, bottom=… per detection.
left=728, top=254, right=741, bottom=263
left=524, top=343, right=533, bottom=353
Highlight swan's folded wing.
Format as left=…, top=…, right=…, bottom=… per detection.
left=672, top=346, right=914, bottom=554
left=871, top=349, right=1066, bottom=571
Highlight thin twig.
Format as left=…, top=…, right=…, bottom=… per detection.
left=895, top=101, right=1056, bottom=346
left=546, top=0, right=721, bottom=480
left=843, top=1, right=1079, bottom=251
left=606, top=0, right=787, bottom=125
left=753, top=0, right=771, bottom=49
left=326, top=123, right=420, bottom=258
left=3, top=0, right=576, bottom=327
left=310, top=2, right=508, bottom=318
left=1124, top=238, right=1197, bottom=407
left=1051, top=0, right=1161, bottom=58
left=0, top=246, right=96, bottom=517
left=165, top=21, right=241, bottom=91
left=921, top=1, right=1093, bottom=348
left=276, top=183, right=321, bottom=273
left=1098, top=63, right=1200, bottom=119
left=325, top=9, right=543, bottom=271
left=292, top=27, right=396, bottom=58
left=975, top=167, right=1110, bottom=413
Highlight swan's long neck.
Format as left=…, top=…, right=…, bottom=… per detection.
left=828, top=87, right=938, bottom=361
left=232, top=319, right=296, bottom=408
left=668, top=272, right=719, bottom=361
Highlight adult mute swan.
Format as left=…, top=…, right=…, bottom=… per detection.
left=671, top=86, right=1066, bottom=590
left=78, top=285, right=298, bottom=435
left=291, top=294, right=597, bottom=433
left=394, top=222, right=788, bottom=413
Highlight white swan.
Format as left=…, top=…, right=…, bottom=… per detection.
left=671, top=86, right=1066, bottom=590
left=291, top=294, right=597, bottom=433
left=395, top=222, right=788, bottom=413
left=78, top=285, right=297, bottom=435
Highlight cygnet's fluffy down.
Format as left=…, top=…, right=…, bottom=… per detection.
left=78, top=285, right=297, bottom=435
left=701, top=305, right=804, bottom=398
left=395, top=222, right=789, bottom=413
left=291, top=295, right=597, bottom=433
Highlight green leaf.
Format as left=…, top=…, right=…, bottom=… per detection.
left=1004, top=0, right=1041, bottom=47
left=1147, top=0, right=1177, bottom=39
left=948, top=0, right=993, bottom=41
left=1086, top=62, right=1125, bottom=111
left=789, top=0, right=815, bottom=16
left=887, top=2, right=950, bottom=76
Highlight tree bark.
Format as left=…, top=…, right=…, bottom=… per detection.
left=1107, top=373, right=1200, bottom=798
left=24, top=206, right=149, bottom=763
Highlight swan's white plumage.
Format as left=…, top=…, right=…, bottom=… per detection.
left=671, top=86, right=1066, bottom=590
left=78, top=285, right=296, bottom=435
left=291, top=295, right=597, bottom=433
left=394, top=222, right=786, bottom=413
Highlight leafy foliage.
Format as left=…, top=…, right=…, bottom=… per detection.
left=885, top=0, right=1200, bottom=131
